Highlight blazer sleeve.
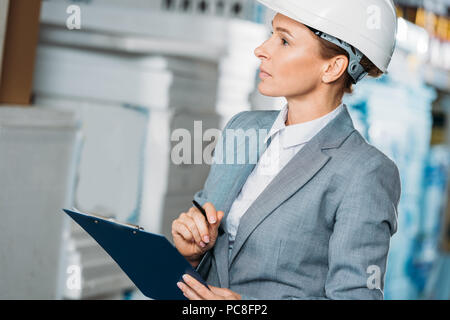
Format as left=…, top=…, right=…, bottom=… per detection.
left=324, top=156, right=402, bottom=300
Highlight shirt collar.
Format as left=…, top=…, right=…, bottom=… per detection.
left=264, top=103, right=289, bottom=144
left=264, top=102, right=345, bottom=149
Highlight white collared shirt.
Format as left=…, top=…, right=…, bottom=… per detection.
left=226, top=103, right=344, bottom=257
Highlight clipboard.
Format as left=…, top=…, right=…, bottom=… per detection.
left=62, top=208, right=208, bottom=300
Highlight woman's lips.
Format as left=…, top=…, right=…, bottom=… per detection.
left=259, top=70, right=272, bottom=79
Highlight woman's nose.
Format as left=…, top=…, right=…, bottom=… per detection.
left=254, top=41, right=270, bottom=61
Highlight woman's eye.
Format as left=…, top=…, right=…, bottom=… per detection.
left=269, top=31, right=288, bottom=46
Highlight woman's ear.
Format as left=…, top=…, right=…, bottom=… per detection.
left=322, top=55, right=348, bottom=84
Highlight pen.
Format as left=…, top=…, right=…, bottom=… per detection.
left=192, top=200, right=224, bottom=235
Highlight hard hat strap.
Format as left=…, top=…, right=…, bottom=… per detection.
left=307, top=26, right=368, bottom=84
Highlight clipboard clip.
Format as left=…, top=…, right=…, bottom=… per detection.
left=72, top=207, right=145, bottom=231
left=119, top=221, right=145, bottom=231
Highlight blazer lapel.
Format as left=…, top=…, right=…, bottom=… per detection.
left=217, top=112, right=281, bottom=222
left=214, top=110, right=278, bottom=288
left=228, top=105, right=356, bottom=269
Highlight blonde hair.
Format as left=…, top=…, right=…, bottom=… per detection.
left=315, top=36, right=383, bottom=95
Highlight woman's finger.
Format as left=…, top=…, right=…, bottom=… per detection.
left=177, top=281, right=203, bottom=300
left=172, top=220, right=193, bottom=242
left=181, top=275, right=216, bottom=300
left=208, top=286, right=225, bottom=295
left=178, top=213, right=205, bottom=248
left=190, top=210, right=210, bottom=244
left=203, top=202, right=219, bottom=224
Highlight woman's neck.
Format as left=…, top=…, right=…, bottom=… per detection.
left=285, top=93, right=342, bottom=126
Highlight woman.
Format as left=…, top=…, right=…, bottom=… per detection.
left=172, top=0, right=401, bottom=300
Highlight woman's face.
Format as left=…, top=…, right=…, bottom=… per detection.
left=254, top=13, right=325, bottom=98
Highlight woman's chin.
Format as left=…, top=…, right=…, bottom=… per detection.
left=257, top=82, right=281, bottom=97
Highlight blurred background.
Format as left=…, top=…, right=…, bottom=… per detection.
left=0, top=0, right=448, bottom=300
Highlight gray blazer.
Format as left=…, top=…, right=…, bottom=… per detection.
left=192, top=104, right=401, bottom=300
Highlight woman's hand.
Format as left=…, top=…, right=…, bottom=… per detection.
left=172, top=202, right=224, bottom=267
left=177, top=274, right=242, bottom=300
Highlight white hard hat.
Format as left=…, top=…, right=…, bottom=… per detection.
left=256, top=0, right=398, bottom=83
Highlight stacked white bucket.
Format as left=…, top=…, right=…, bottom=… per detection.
left=33, top=0, right=271, bottom=299
left=0, top=107, right=80, bottom=299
